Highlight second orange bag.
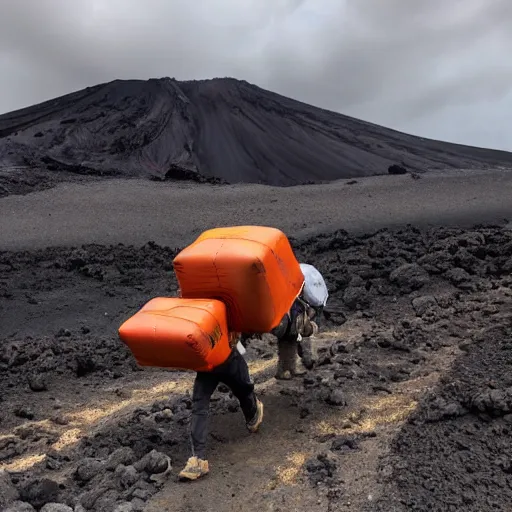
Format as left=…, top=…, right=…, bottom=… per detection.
left=118, top=297, right=233, bottom=371
left=173, top=226, right=305, bottom=333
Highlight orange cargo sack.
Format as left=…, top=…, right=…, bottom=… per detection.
left=118, top=297, right=232, bottom=372
left=173, top=226, right=305, bottom=333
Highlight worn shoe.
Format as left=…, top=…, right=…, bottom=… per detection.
left=293, top=360, right=308, bottom=375
left=275, top=369, right=293, bottom=380
left=247, top=399, right=264, bottom=433
left=178, top=456, right=209, bottom=481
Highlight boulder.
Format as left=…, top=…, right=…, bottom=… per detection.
left=388, top=164, right=407, bottom=175
left=390, top=264, right=430, bottom=293
left=0, top=470, right=20, bottom=508
left=412, top=295, right=437, bottom=316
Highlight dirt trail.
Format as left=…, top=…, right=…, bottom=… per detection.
left=1, top=225, right=512, bottom=511
left=145, top=333, right=463, bottom=512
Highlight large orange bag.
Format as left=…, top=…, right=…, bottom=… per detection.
left=173, top=226, right=304, bottom=333
left=118, top=297, right=233, bottom=371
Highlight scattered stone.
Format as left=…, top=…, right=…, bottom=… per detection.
left=412, top=295, right=437, bottom=316
left=75, top=355, right=97, bottom=377
left=326, top=389, right=347, bottom=407
left=28, top=373, right=48, bottom=392
left=458, top=339, right=474, bottom=352
left=305, top=452, right=338, bottom=485
left=470, top=388, right=512, bottom=417
left=349, top=276, right=365, bottom=287
left=226, top=399, right=240, bottom=413
left=388, top=164, right=407, bottom=175
left=50, top=415, right=69, bottom=426
left=114, top=464, right=139, bottom=489
left=331, top=435, right=360, bottom=452
left=157, top=408, right=174, bottom=421
left=299, top=406, right=311, bottom=419
left=316, top=354, right=332, bottom=367
left=502, top=257, right=512, bottom=273
left=75, top=458, right=105, bottom=483
left=14, top=425, right=36, bottom=440
left=106, top=448, right=137, bottom=471
left=113, top=503, right=134, bottom=512
left=144, top=450, right=171, bottom=475
left=372, top=385, right=393, bottom=394
left=330, top=340, right=355, bottom=354
left=334, top=368, right=358, bottom=380
left=217, top=385, right=229, bottom=394
left=113, top=388, right=132, bottom=399
left=390, top=264, right=430, bottom=293
left=375, top=330, right=393, bottom=349
left=14, top=406, right=35, bottom=420
left=323, top=308, right=347, bottom=326
left=343, top=286, right=368, bottom=309
left=40, top=504, right=74, bottom=512
left=445, top=267, right=471, bottom=285
left=128, top=481, right=154, bottom=500
left=0, top=469, right=20, bottom=508
left=78, top=483, right=115, bottom=510
left=89, top=489, right=120, bottom=511
left=129, top=498, right=146, bottom=511
left=46, top=457, right=63, bottom=471
left=3, top=224, right=512, bottom=512
left=19, top=479, right=60, bottom=509
left=425, top=400, right=467, bottom=423
left=305, top=457, right=324, bottom=474
left=4, top=502, right=36, bottom=512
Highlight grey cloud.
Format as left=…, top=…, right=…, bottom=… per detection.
left=0, top=0, right=511, bottom=150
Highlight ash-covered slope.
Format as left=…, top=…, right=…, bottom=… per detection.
left=1, top=77, right=512, bottom=186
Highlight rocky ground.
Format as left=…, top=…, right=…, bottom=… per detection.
left=1, top=225, right=511, bottom=511
left=0, top=167, right=111, bottom=198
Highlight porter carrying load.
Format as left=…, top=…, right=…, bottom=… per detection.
left=173, top=226, right=304, bottom=333
left=118, top=297, right=233, bottom=372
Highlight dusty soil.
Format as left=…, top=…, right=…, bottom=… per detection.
left=2, top=77, right=512, bottom=192
left=1, top=225, right=511, bottom=511
left=2, top=170, right=512, bottom=252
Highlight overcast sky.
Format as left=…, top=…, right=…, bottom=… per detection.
left=1, top=0, right=511, bottom=150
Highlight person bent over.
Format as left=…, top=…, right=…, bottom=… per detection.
left=271, top=263, right=328, bottom=380
left=271, top=298, right=322, bottom=380
left=179, top=342, right=264, bottom=481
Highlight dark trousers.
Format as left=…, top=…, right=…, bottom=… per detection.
left=190, top=349, right=257, bottom=460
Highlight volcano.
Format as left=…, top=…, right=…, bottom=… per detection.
left=1, top=77, right=512, bottom=186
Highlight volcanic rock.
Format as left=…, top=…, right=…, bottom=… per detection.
left=3, top=78, right=512, bottom=194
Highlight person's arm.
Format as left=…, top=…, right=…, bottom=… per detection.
left=270, top=314, right=291, bottom=340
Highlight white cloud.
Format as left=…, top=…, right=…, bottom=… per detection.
left=0, top=0, right=511, bottom=150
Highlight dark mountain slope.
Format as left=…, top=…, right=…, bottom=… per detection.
left=1, top=77, right=512, bottom=186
